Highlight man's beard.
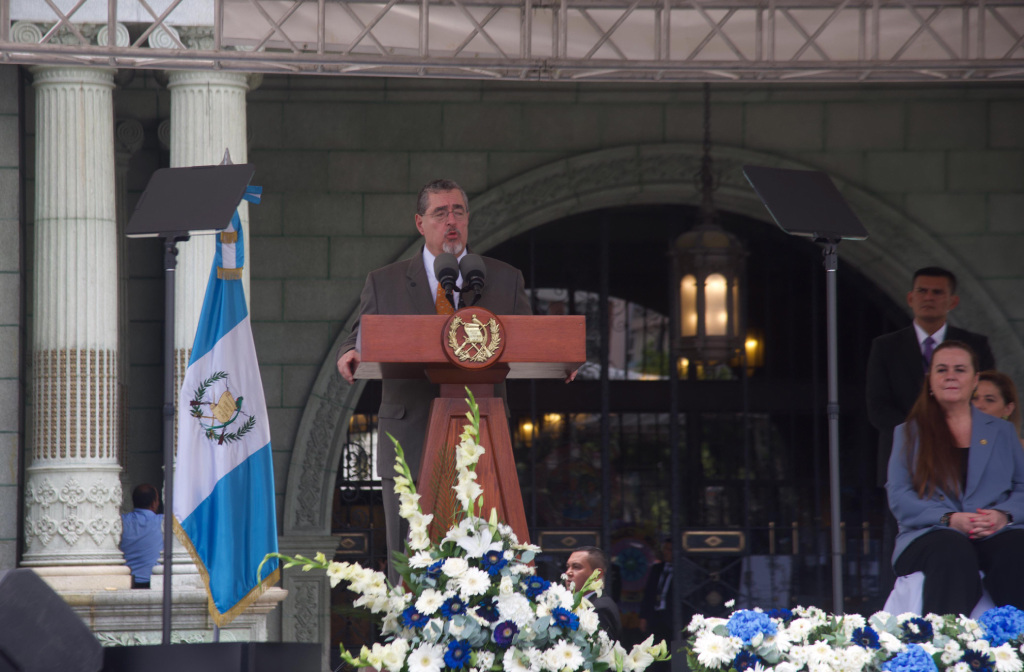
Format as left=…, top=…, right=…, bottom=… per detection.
left=442, top=238, right=465, bottom=256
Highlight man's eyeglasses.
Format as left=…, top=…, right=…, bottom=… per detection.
left=427, top=207, right=468, bottom=222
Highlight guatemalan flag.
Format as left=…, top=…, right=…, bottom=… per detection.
left=174, top=185, right=279, bottom=626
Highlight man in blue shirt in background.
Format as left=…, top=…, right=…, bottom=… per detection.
left=121, top=484, right=163, bottom=589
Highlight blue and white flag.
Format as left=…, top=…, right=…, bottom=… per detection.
left=174, top=185, right=279, bottom=626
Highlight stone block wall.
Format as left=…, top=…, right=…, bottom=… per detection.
left=0, top=65, right=22, bottom=572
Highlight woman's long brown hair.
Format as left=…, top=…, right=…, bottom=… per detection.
left=904, top=340, right=978, bottom=499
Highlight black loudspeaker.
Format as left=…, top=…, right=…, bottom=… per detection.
left=102, top=642, right=322, bottom=672
left=0, top=569, right=103, bottom=672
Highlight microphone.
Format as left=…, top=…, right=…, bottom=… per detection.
left=433, top=253, right=459, bottom=310
left=459, top=254, right=486, bottom=306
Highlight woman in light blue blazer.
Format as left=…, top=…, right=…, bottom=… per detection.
left=887, top=340, right=1024, bottom=616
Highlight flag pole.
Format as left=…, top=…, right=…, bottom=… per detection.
left=162, top=235, right=181, bottom=645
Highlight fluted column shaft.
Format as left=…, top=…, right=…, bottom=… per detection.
left=167, top=70, right=251, bottom=383
left=24, top=66, right=123, bottom=566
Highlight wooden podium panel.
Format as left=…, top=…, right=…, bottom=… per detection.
left=356, top=312, right=585, bottom=545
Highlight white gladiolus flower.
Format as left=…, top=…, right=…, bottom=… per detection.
left=500, top=575, right=514, bottom=595
left=408, top=643, right=445, bottom=672
left=408, top=551, right=435, bottom=568
left=381, top=640, right=409, bottom=672
left=455, top=472, right=484, bottom=509
left=993, top=644, right=1023, bottom=672
left=623, top=643, right=655, bottom=672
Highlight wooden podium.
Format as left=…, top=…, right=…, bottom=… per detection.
left=357, top=309, right=585, bottom=544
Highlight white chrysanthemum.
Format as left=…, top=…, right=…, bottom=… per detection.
left=838, top=645, right=873, bottom=672
left=841, top=614, right=867, bottom=638
left=535, top=602, right=551, bottom=618
left=416, top=589, right=446, bottom=615
left=787, top=645, right=811, bottom=667
left=879, top=631, right=902, bottom=652
left=476, top=651, right=495, bottom=670
left=443, top=558, right=469, bottom=578
left=503, top=648, right=532, bottom=672
left=688, top=614, right=707, bottom=633
left=993, top=643, right=1023, bottom=672
left=504, top=550, right=515, bottom=560
left=547, top=641, right=585, bottom=672
left=970, top=639, right=992, bottom=653
left=497, top=593, right=535, bottom=627
left=578, top=609, right=600, bottom=635
left=408, top=643, right=445, bottom=672
left=458, top=568, right=492, bottom=598
left=511, top=564, right=535, bottom=576
left=952, top=663, right=972, bottom=672
left=807, top=640, right=832, bottom=664
left=692, top=632, right=736, bottom=669
left=787, top=618, right=814, bottom=642
left=544, top=584, right=575, bottom=610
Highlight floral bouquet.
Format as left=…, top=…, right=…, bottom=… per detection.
left=264, top=391, right=669, bottom=672
left=686, top=602, right=1024, bottom=672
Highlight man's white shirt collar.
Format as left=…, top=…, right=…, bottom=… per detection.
left=423, top=246, right=466, bottom=308
left=913, top=321, right=947, bottom=347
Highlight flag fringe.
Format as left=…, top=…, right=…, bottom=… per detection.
left=172, top=516, right=281, bottom=628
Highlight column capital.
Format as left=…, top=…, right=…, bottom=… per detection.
left=165, top=69, right=251, bottom=92
left=29, top=65, right=116, bottom=87
left=115, top=119, right=144, bottom=157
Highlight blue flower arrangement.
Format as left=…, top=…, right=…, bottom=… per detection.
left=686, top=603, right=1024, bottom=672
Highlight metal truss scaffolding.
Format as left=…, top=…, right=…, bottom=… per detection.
left=3, top=0, right=1024, bottom=82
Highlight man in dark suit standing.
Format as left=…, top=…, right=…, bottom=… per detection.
left=866, top=266, right=995, bottom=597
left=566, top=546, right=622, bottom=641
left=337, top=179, right=533, bottom=576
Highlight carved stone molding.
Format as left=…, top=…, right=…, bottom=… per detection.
left=96, top=23, right=130, bottom=48
left=157, top=119, right=171, bottom=150
left=10, top=21, right=43, bottom=44
left=115, top=119, right=144, bottom=157
left=23, top=468, right=124, bottom=564
left=148, top=25, right=182, bottom=50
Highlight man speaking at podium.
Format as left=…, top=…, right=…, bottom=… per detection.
left=337, top=179, right=532, bottom=574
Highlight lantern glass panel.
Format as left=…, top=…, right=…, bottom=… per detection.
left=680, top=274, right=697, bottom=337
left=705, top=273, right=728, bottom=336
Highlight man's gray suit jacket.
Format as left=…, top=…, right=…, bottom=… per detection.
left=339, top=251, right=532, bottom=481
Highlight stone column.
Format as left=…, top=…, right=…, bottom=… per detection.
left=166, top=70, right=251, bottom=381
left=23, top=66, right=126, bottom=582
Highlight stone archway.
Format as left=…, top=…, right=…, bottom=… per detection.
left=277, top=141, right=1022, bottom=647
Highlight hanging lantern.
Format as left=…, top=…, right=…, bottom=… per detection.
left=673, top=224, right=746, bottom=367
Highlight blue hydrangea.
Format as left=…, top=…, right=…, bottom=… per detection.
left=852, top=626, right=881, bottom=650
left=978, top=605, right=1024, bottom=646
left=881, top=644, right=938, bottom=672
left=767, top=608, right=794, bottom=622
left=727, top=610, right=778, bottom=645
